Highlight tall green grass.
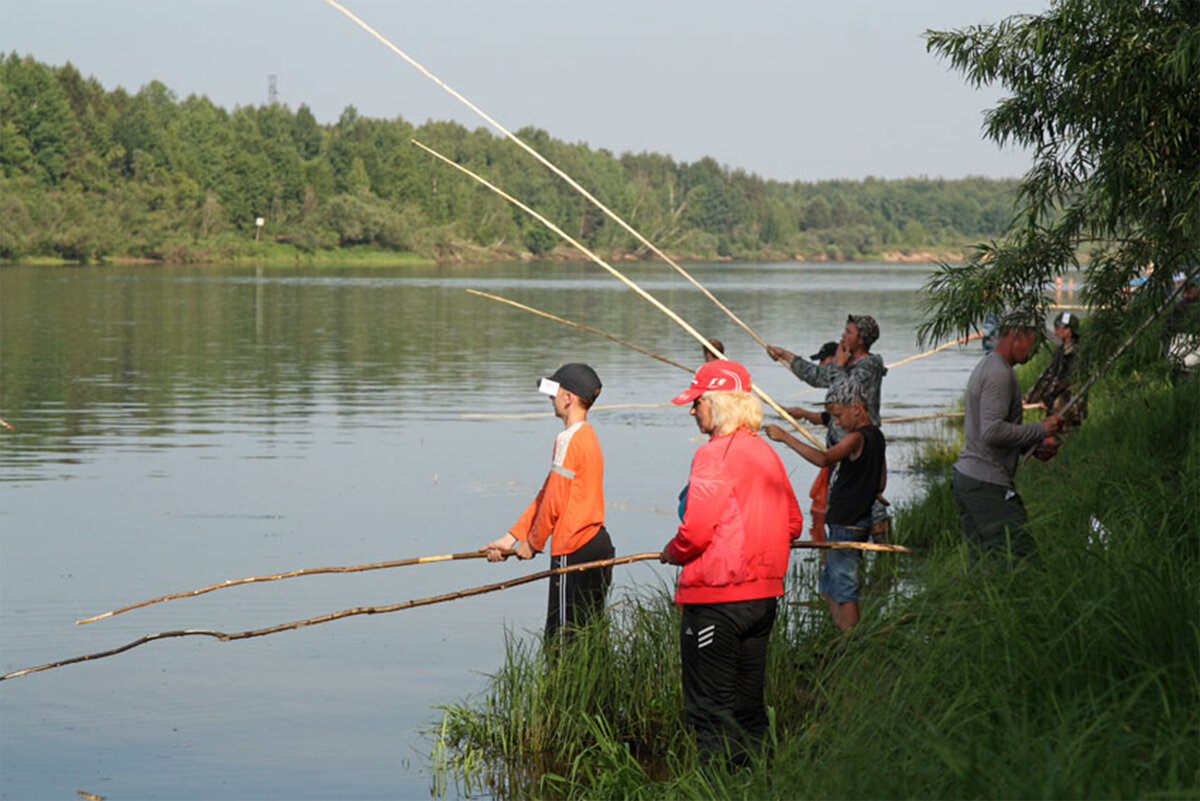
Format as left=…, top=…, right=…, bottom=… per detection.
left=433, top=374, right=1199, bottom=799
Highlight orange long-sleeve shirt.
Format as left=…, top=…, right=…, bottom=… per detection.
left=508, top=421, right=605, bottom=556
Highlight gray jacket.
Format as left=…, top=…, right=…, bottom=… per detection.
left=954, top=352, right=1045, bottom=487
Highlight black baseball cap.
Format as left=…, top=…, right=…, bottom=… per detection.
left=538, top=363, right=602, bottom=402
left=811, top=341, right=838, bottom=361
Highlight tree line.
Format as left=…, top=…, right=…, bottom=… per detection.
left=1, top=53, right=1023, bottom=264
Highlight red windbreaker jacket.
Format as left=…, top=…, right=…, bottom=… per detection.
left=667, top=428, right=803, bottom=604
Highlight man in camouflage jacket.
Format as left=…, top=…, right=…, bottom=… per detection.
left=1026, top=311, right=1087, bottom=430
left=767, top=314, right=889, bottom=534
left=767, top=314, right=887, bottom=449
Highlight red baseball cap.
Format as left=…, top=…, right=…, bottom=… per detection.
left=671, top=360, right=752, bottom=404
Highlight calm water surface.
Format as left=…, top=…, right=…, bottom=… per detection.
left=1, top=260, right=984, bottom=799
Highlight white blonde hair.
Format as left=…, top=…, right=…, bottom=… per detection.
left=703, top=391, right=762, bottom=436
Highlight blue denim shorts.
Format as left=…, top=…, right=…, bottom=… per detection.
left=820, top=517, right=871, bottom=603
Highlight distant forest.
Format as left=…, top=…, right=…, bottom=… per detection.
left=1, top=53, right=1023, bottom=264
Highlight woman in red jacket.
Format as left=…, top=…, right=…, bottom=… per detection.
left=661, top=360, right=803, bottom=764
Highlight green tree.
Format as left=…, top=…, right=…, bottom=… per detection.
left=0, top=54, right=77, bottom=185
left=919, top=0, right=1200, bottom=363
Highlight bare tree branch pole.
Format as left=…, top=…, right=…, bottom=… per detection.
left=322, top=0, right=770, bottom=349
left=886, top=332, right=983, bottom=369
left=1056, top=270, right=1197, bottom=421
left=76, top=550, right=514, bottom=626
left=3, top=540, right=913, bottom=681
left=412, top=140, right=825, bottom=450
left=465, top=289, right=692, bottom=372
left=1020, top=269, right=1199, bottom=466
left=462, top=403, right=676, bottom=420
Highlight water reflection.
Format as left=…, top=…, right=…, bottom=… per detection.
left=0, top=261, right=979, bottom=799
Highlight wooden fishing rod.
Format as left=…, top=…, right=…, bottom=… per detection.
left=78, top=533, right=905, bottom=626
left=465, top=289, right=692, bottom=372
left=76, top=550, right=515, bottom=626
left=886, top=332, right=983, bottom=369
left=3, top=540, right=912, bottom=681
left=463, top=403, right=675, bottom=420
left=1021, top=271, right=1199, bottom=464
left=460, top=288, right=835, bottom=438
left=413, top=140, right=824, bottom=449
left=880, top=404, right=1040, bottom=425
left=324, top=0, right=770, bottom=349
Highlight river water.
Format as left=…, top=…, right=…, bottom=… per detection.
left=0, top=260, right=986, bottom=799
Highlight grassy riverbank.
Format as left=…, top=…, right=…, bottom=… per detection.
left=0, top=240, right=436, bottom=268
left=433, top=365, right=1199, bottom=799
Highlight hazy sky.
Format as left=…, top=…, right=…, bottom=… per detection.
left=1, top=0, right=1049, bottom=183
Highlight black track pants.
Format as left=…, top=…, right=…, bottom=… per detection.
left=545, top=526, right=614, bottom=638
left=679, top=596, right=778, bottom=762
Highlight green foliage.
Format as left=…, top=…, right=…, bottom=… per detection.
left=2, top=53, right=1024, bottom=265
left=433, top=373, right=1199, bottom=800
left=920, top=0, right=1200, bottom=367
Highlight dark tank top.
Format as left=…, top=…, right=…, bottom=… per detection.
left=826, top=425, right=885, bottom=525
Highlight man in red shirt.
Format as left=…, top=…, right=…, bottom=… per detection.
left=483, top=363, right=613, bottom=639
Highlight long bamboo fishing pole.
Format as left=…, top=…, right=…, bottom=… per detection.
left=467, top=287, right=989, bottom=433
left=463, top=289, right=817, bottom=440
left=76, top=550, right=513, bottom=626
left=79, top=531, right=901, bottom=627
left=5, top=538, right=913, bottom=681
left=413, top=140, right=824, bottom=449
left=881, top=404, right=1040, bottom=425
left=1020, top=271, right=1199, bottom=465
left=323, top=0, right=770, bottom=349
left=465, top=289, right=692, bottom=372
left=462, top=403, right=676, bottom=420
left=885, top=331, right=983, bottom=369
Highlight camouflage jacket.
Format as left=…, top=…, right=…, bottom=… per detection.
left=788, top=352, right=887, bottom=446
left=1026, top=341, right=1087, bottom=428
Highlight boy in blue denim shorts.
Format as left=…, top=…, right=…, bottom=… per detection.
left=763, top=382, right=886, bottom=630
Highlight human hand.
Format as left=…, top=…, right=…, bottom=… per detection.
left=1041, top=415, right=1063, bottom=436
left=660, top=547, right=680, bottom=565
left=762, top=424, right=786, bottom=442
left=766, top=345, right=792, bottom=363
left=513, top=539, right=535, bottom=560
left=834, top=342, right=852, bottom=367
left=1033, top=437, right=1059, bottom=461
left=483, top=534, right=515, bottom=562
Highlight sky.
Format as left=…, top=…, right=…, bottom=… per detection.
left=1, top=0, right=1050, bottom=183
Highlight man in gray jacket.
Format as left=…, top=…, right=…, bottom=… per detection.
left=952, top=315, right=1062, bottom=560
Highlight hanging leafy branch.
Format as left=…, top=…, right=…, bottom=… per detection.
left=919, top=0, right=1200, bottom=360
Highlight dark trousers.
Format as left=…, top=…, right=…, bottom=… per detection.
left=679, top=597, right=777, bottom=763
left=952, top=468, right=1034, bottom=561
left=545, top=526, right=614, bottom=639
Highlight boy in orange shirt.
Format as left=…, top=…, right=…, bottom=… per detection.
left=483, top=364, right=613, bottom=638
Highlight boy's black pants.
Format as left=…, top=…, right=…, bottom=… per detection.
left=545, top=526, right=613, bottom=638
